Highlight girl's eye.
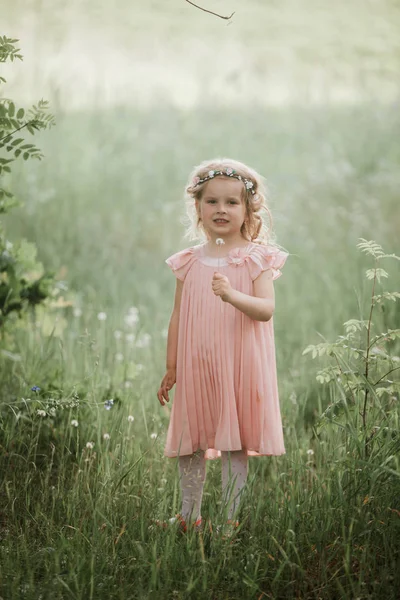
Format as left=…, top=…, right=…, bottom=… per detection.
left=208, top=200, right=237, bottom=204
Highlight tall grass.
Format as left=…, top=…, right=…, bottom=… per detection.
left=0, top=104, right=399, bottom=599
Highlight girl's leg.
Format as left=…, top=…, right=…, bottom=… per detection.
left=178, top=449, right=206, bottom=523
left=221, top=449, right=248, bottom=520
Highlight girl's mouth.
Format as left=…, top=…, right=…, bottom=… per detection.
left=214, top=219, right=229, bottom=224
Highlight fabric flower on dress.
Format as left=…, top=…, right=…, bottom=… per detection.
left=226, top=246, right=250, bottom=266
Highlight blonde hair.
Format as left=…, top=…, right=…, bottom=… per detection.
left=180, top=157, right=279, bottom=247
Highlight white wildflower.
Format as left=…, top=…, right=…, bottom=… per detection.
left=150, top=433, right=158, bottom=439
left=127, top=415, right=135, bottom=423
left=37, top=409, right=46, bottom=417
left=125, top=333, right=135, bottom=345
left=124, top=314, right=139, bottom=327
left=86, top=441, right=95, bottom=449
left=97, top=312, right=107, bottom=321
left=306, top=449, right=314, bottom=455
left=71, top=419, right=79, bottom=427
left=136, top=333, right=151, bottom=348
left=103, top=433, right=110, bottom=441
left=124, top=307, right=139, bottom=327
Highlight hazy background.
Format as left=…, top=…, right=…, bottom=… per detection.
left=3, top=0, right=400, bottom=108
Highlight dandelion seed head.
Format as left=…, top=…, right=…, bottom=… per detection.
left=86, top=441, right=95, bottom=449
left=127, top=415, right=135, bottom=422
left=136, top=333, right=151, bottom=348
left=103, top=433, right=110, bottom=440
left=125, top=333, right=135, bottom=345
left=97, top=312, right=107, bottom=321
left=307, top=449, right=314, bottom=455
left=73, top=308, right=82, bottom=318
left=71, top=419, right=79, bottom=427
left=124, top=313, right=139, bottom=327
left=150, top=432, right=158, bottom=439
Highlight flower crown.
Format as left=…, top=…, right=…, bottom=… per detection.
left=191, top=168, right=256, bottom=195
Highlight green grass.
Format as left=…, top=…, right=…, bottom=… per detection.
left=0, top=103, right=399, bottom=598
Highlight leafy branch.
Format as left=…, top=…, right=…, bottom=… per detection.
left=303, top=238, right=400, bottom=460
left=0, top=36, right=58, bottom=329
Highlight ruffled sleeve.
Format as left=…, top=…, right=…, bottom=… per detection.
left=246, top=244, right=288, bottom=281
left=165, top=247, right=196, bottom=281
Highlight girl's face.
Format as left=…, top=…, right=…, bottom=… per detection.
left=196, top=176, right=247, bottom=243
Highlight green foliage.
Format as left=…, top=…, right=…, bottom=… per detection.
left=303, top=238, right=400, bottom=458
left=0, top=36, right=56, bottom=328
left=0, top=35, right=22, bottom=67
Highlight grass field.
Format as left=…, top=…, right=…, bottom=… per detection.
left=1, top=1, right=400, bottom=598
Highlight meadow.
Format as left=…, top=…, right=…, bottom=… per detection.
left=1, top=1, right=400, bottom=599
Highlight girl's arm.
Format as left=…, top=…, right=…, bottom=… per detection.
left=228, top=268, right=275, bottom=322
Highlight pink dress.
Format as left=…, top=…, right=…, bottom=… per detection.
left=164, top=241, right=288, bottom=460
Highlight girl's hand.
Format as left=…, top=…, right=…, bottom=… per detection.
left=212, top=271, right=233, bottom=302
left=157, top=368, right=176, bottom=406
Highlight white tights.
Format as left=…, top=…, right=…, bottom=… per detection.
left=178, top=449, right=248, bottom=522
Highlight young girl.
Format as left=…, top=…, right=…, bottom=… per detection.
left=156, top=158, right=288, bottom=536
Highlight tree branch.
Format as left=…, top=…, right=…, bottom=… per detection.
left=185, top=0, right=234, bottom=20
left=0, top=120, right=37, bottom=143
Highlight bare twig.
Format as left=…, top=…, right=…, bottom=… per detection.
left=185, top=0, right=235, bottom=20
left=373, top=365, right=400, bottom=387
